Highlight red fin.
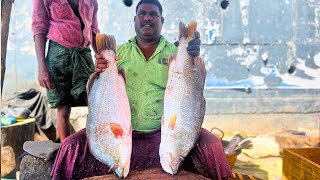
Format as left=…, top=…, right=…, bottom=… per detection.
left=110, top=123, right=123, bottom=138
left=168, top=114, right=176, bottom=129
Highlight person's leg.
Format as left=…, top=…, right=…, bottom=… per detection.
left=45, top=41, right=75, bottom=140
left=130, top=129, right=162, bottom=169
left=56, top=104, right=71, bottom=142
left=51, top=129, right=162, bottom=180
left=182, top=128, right=232, bottom=180
left=51, top=129, right=110, bottom=180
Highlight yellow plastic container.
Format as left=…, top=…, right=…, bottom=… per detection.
left=282, top=148, right=320, bottom=180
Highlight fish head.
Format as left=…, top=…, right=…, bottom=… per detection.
left=160, top=151, right=184, bottom=175
left=112, top=141, right=131, bottom=178
left=109, top=123, right=132, bottom=178
left=114, top=162, right=130, bottom=178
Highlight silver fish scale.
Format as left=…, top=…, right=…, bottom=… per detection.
left=160, top=37, right=206, bottom=175
left=86, top=52, right=131, bottom=178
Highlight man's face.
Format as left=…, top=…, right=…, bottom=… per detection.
left=134, top=3, right=164, bottom=41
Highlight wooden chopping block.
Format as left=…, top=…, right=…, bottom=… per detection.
left=84, top=168, right=210, bottom=180
left=1, top=146, right=16, bottom=177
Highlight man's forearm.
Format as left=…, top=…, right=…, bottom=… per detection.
left=91, top=33, right=98, bottom=54
left=34, top=33, right=47, bottom=67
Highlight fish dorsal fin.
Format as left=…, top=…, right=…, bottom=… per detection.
left=118, top=68, right=127, bottom=84
left=86, top=72, right=99, bottom=95
left=179, top=21, right=197, bottom=40
left=96, top=34, right=117, bottom=54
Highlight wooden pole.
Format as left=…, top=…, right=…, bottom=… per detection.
left=1, top=0, right=15, bottom=98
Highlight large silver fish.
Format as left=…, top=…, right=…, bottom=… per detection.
left=86, top=34, right=132, bottom=178
left=159, top=21, right=206, bottom=175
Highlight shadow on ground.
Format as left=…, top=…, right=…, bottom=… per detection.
left=232, top=159, right=269, bottom=180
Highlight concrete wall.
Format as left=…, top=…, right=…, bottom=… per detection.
left=2, top=0, right=319, bottom=132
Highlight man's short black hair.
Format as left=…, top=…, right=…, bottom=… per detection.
left=136, top=0, right=163, bottom=15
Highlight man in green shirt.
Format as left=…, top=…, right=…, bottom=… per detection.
left=115, top=36, right=177, bottom=132
left=52, top=0, right=232, bottom=179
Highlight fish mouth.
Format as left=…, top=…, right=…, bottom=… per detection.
left=169, top=155, right=184, bottom=174
left=115, top=165, right=128, bottom=179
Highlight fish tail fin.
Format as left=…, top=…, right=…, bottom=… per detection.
left=179, top=22, right=188, bottom=40
left=179, top=21, right=197, bottom=40
left=96, top=33, right=107, bottom=54
left=96, top=34, right=117, bottom=54
left=188, top=21, right=197, bottom=38
left=86, top=72, right=99, bottom=95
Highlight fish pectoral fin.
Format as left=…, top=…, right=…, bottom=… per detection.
left=86, top=72, right=99, bottom=94
left=118, top=68, right=127, bottom=84
left=168, top=114, right=177, bottom=129
left=110, top=123, right=124, bottom=138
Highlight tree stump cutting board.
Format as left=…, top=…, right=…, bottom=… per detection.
left=85, top=168, right=210, bottom=180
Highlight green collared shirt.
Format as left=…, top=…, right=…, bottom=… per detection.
left=116, top=36, right=177, bottom=132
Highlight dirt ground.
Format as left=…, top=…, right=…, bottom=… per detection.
left=220, top=132, right=282, bottom=180
left=204, top=119, right=320, bottom=180
left=233, top=154, right=282, bottom=180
